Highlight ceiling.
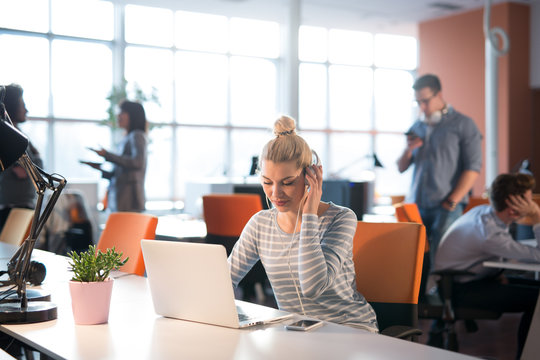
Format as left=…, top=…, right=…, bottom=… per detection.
left=126, top=0, right=538, bottom=35
left=300, top=0, right=535, bottom=23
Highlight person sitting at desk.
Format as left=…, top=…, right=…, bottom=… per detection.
left=433, top=173, right=540, bottom=357
left=227, top=116, right=378, bottom=332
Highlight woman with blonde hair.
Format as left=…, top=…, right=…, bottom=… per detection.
left=228, top=116, right=378, bottom=332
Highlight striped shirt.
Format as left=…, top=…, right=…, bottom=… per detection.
left=228, top=202, right=378, bottom=332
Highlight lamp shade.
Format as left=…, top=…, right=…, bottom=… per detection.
left=0, top=120, right=29, bottom=172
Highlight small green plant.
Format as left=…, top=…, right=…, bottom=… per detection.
left=68, top=245, right=128, bottom=282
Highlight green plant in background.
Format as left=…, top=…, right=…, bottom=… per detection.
left=103, top=78, right=160, bottom=129
left=68, top=245, right=128, bottom=282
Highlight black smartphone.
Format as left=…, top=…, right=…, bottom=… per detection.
left=285, top=319, right=324, bottom=331
left=404, top=130, right=418, bottom=139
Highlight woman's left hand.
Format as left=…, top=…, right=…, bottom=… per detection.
left=303, top=164, right=323, bottom=215
left=88, top=147, right=107, bottom=157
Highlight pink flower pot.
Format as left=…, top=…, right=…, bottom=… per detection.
left=69, top=278, right=114, bottom=325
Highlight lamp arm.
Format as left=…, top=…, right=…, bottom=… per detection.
left=6, top=154, right=66, bottom=299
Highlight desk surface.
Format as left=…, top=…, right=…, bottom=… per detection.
left=0, top=244, right=476, bottom=360
left=483, top=260, right=540, bottom=272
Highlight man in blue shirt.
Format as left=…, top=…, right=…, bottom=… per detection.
left=397, top=74, right=482, bottom=297
left=434, top=173, right=540, bottom=357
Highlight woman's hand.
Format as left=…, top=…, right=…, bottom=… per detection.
left=79, top=160, right=102, bottom=171
left=303, top=164, right=323, bottom=215
left=88, top=147, right=107, bottom=157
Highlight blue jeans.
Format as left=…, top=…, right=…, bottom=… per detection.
left=419, top=203, right=464, bottom=266
left=417, top=203, right=464, bottom=299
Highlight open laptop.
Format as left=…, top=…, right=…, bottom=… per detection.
left=141, top=239, right=293, bottom=328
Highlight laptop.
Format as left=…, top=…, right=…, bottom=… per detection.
left=141, top=239, right=293, bottom=328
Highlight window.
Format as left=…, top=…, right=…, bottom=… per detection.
left=175, top=11, right=228, bottom=53
left=299, top=63, right=327, bottom=130
left=51, top=40, right=112, bottom=120
left=125, top=47, right=174, bottom=124
left=328, top=65, right=373, bottom=130
left=125, top=5, right=173, bottom=47
left=298, top=25, right=417, bottom=196
left=0, top=35, right=49, bottom=117
left=230, top=56, right=277, bottom=127
left=0, top=0, right=49, bottom=33
left=175, top=52, right=228, bottom=126
left=1, top=1, right=417, bottom=210
left=51, top=0, right=114, bottom=40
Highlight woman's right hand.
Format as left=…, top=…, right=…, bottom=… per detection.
left=79, top=160, right=102, bottom=170
left=87, top=147, right=107, bottom=157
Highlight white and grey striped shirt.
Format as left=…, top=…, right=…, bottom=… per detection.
left=228, top=202, right=378, bottom=332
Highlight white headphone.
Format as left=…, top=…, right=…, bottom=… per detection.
left=422, top=105, right=448, bottom=125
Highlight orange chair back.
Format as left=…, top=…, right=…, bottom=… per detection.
left=394, top=203, right=423, bottom=224
left=463, top=196, right=489, bottom=214
left=97, top=212, right=158, bottom=276
left=393, top=202, right=428, bottom=253
left=352, top=221, right=426, bottom=304
left=202, top=194, right=263, bottom=237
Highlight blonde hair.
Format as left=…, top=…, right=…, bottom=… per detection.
left=259, top=115, right=312, bottom=170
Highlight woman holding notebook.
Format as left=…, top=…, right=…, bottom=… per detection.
left=228, top=116, right=378, bottom=332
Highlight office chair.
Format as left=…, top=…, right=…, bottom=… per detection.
left=394, top=203, right=501, bottom=350
left=463, top=196, right=489, bottom=214
left=420, top=269, right=502, bottom=351
left=352, top=221, right=426, bottom=340
left=394, top=202, right=432, bottom=304
left=202, top=194, right=268, bottom=302
left=0, top=208, right=34, bottom=246
left=393, top=202, right=428, bottom=252
left=97, top=212, right=158, bottom=276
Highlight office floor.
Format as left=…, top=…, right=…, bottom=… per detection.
left=418, top=316, right=520, bottom=360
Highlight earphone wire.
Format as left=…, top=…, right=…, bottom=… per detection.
left=286, top=203, right=306, bottom=316
left=270, top=165, right=313, bottom=317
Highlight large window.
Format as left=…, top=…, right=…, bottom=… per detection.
left=0, top=0, right=418, bottom=213
left=298, top=26, right=417, bottom=196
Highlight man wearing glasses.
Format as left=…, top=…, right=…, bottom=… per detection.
left=397, top=74, right=482, bottom=299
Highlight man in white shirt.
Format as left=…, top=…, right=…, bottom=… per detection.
left=433, top=173, right=540, bottom=357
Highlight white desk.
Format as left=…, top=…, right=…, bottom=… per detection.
left=483, top=258, right=540, bottom=360
left=0, top=244, right=476, bottom=360
left=482, top=260, right=540, bottom=273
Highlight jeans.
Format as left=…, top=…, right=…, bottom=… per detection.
left=418, top=203, right=464, bottom=299
left=419, top=203, right=464, bottom=266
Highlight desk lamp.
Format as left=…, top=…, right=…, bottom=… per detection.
left=0, top=92, right=66, bottom=323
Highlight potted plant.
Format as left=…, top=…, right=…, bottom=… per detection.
left=67, top=245, right=128, bottom=325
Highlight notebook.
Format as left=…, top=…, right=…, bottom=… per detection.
left=140, top=239, right=293, bottom=328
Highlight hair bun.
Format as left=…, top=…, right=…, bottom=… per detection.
left=273, top=115, right=296, bottom=137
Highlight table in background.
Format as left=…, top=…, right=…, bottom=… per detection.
left=154, top=214, right=206, bottom=242
left=0, top=243, right=477, bottom=360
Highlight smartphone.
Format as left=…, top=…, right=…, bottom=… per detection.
left=285, top=319, right=324, bottom=331
left=79, top=160, right=100, bottom=166
left=404, top=130, right=418, bottom=139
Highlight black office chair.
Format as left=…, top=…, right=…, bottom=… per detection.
left=419, top=270, right=501, bottom=351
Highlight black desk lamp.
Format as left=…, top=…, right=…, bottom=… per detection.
left=0, top=95, right=66, bottom=323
